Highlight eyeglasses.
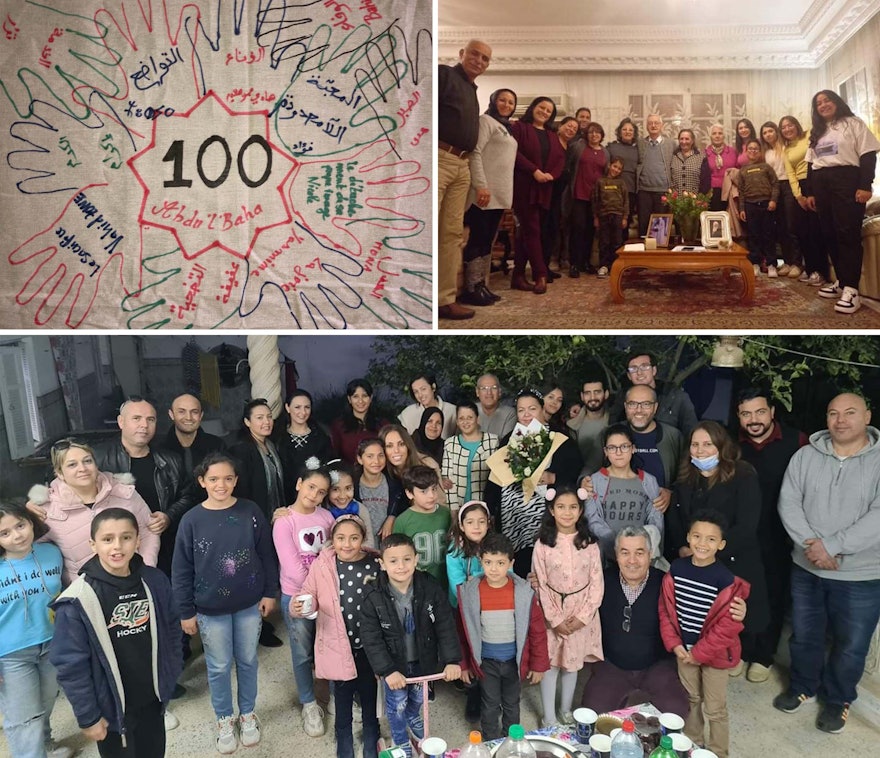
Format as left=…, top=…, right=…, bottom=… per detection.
left=477, top=385, right=499, bottom=392
left=626, top=363, right=653, bottom=374
left=622, top=604, right=632, bottom=633
left=51, top=438, right=88, bottom=453
left=604, top=444, right=633, bottom=454
left=625, top=401, right=656, bottom=410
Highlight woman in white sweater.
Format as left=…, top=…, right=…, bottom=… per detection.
left=460, top=88, right=518, bottom=306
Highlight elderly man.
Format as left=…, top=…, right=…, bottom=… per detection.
left=161, top=392, right=226, bottom=481
left=775, top=393, right=880, bottom=734
left=581, top=526, right=745, bottom=716
left=567, top=371, right=610, bottom=474
left=438, top=39, right=492, bottom=320
left=736, top=387, right=808, bottom=683
left=610, top=353, right=698, bottom=437
left=475, top=372, right=516, bottom=440
left=636, top=114, right=675, bottom=237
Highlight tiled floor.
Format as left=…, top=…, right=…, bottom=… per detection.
left=24, top=613, right=880, bottom=758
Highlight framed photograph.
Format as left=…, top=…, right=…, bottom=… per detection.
left=647, top=213, right=673, bottom=248
left=701, top=211, right=732, bottom=248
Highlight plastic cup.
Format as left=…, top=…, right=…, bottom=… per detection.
left=295, top=593, right=318, bottom=620
left=659, top=712, right=685, bottom=735
left=670, top=732, right=693, bottom=757
left=588, top=733, right=611, bottom=758
left=572, top=707, right=598, bottom=742
left=420, top=737, right=447, bottom=757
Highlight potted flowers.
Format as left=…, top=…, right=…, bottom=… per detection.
left=661, top=190, right=711, bottom=243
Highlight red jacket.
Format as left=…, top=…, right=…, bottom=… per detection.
left=510, top=120, right=566, bottom=211
left=658, top=567, right=750, bottom=669
left=456, top=574, right=550, bottom=681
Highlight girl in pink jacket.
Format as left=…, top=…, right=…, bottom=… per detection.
left=28, top=440, right=159, bottom=585
left=293, top=515, right=380, bottom=758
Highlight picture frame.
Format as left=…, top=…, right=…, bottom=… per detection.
left=700, top=211, right=732, bottom=248
left=646, top=213, right=673, bottom=248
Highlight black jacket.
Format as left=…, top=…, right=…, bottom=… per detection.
left=609, top=380, right=699, bottom=438
left=92, top=437, right=194, bottom=526
left=360, top=570, right=461, bottom=678
left=160, top=426, right=226, bottom=484
left=272, top=425, right=335, bottom=504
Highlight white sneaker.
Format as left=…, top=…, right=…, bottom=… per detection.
left=302, top=701, right=325, bottom=737
left=835, top=286, right=861, bottom=314
left=45, top=742, right=74, bottom=758
left=799, top=270, right=813, bottom=283
left=216, top=715, right=238, bottom=754
left=767, top=265, right=778, bottom=278
left=752, top=263, right=761, bottom=275
left=164, top=709, right=180, bottom=731
left=239, top=712, right=261, bottom=747
left=818, top=280, right=840, bottom=299
left=597, top=266, right=609, bottom=278
left=808, top=272, right=826, bottom=286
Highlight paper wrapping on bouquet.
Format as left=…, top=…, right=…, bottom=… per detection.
left=487, top=430, right=568, bottom=506
left=0, top=0, right=432, bottom=330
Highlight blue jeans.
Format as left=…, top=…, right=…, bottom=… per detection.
left=789, top=565, right=880, bottom=705
left=335, top=648, right=379, bottom=758
left=281, top=593, right=317, bottom=705
left=383, top=663, right=424, bottom=757
left=0, top=641, right=58, bottom=758
left=197, top=604, right=262, bottom=719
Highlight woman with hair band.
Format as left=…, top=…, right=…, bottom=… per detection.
left=804, top=89, right=880, bottom=314
left=461, top=88, right=518, bottom=306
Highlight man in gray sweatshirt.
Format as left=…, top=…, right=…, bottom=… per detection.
left=774, top=392, right=880, bottom=735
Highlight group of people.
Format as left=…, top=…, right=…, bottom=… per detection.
left=438, top=38, right=880, bottom=318
left=2, top=361, right=878, bottom=758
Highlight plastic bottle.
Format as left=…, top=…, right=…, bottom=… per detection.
left=494, top=724, right=537, bottom=758
left=610, top=719, right=642, bottom=758
left=648, top=735, right=678, bottom=758
left=460, top=730, right=492, bottom=758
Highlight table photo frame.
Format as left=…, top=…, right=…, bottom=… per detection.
left=647, top=213, right=673, bottom=248
left=701, top=211, right=732, bottom=248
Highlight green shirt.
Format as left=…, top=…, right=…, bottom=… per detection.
left=393, top=506, right=452, bottom=586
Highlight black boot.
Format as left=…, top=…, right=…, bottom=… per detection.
left=479, top=282, right=501, bottom=302
left=459, top=286, right=494, bottom=306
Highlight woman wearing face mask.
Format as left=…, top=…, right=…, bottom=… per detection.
left=461, top=88, right=519, bottom=306
left=667, top=421, right=769, bottom=677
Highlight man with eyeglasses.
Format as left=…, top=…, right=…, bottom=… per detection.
left=581, top=526, right=746, bottom=717
left=475, top=373, right=516, bottom=440
left=735, top=388, right=807, bottom=684
left=610, top=352, right=698, bottom=438
left=567, top=371, right=611, bottom=474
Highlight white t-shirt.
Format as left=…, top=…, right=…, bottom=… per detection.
left=806, top=117, right=880, bottom=169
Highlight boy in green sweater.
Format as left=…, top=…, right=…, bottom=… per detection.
left=732, top=139, right=779, bottom=275
left=592, top=157, right=630, bottom=277
left=393, top=465, right=451, bottom=587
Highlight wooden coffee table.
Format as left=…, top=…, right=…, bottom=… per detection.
left=609, top=242, right=755, bottom=303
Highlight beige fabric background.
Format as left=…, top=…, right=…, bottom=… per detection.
left=0, top=0, right=432, bottom=329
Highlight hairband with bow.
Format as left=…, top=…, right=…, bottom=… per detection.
left=546, top=487, right=589, bottom=502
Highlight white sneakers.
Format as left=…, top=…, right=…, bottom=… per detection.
left=164, top=709, right=180, bottom=731
left=747, top=662, right=772, bottom=683
left=239, top=712, right=261, bottom=747
left=818, top=280, right=841, bottom=299
left=835, top=286, right=861, bottom=314
left=302, top=700, right=326, bottom=737
left=216, top=715, right=237, bottom=754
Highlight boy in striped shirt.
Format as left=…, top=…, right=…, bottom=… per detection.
left=457, top=533, right=549, bottom=740
left=659, top=509, right=750, bottom=758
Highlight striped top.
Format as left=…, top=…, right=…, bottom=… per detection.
left=479, top=579, right=516, bottom=661
left=669, top=558, right=734, bottom=650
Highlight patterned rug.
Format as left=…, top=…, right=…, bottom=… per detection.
left=442, top=268, right=880, bottom=330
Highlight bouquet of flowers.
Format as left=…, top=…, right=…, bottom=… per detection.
left=506, top=423, right=553, bottom=482
left=661, top=189, right=711, bottom=220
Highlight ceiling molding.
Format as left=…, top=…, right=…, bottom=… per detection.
left=438, top=0, right=880, bottom=71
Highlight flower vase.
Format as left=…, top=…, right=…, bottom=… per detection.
left=677, top=215, right=700, bottom=245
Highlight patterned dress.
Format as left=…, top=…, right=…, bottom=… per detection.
left=532, top=533, right=604, bottom=671
left=500, top=482, right=546, bottom=553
